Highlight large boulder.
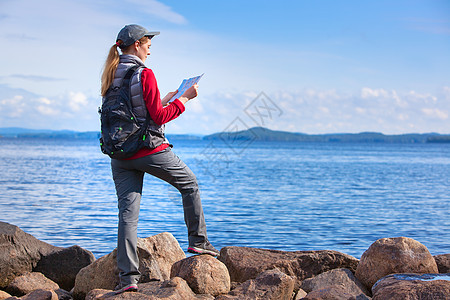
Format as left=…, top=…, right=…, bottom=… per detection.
left=86, top=277, right=214, bottom=300
left=73, top=248, right=118, bottom=299
left=302, top=285, right=371, bottom=300
left=136, top=233, right=186, bottom=282
left=5, top=272, right=59, bottom=297
left=219, top=246, right=359, bottom=284
left=301, top=268, right=369, bottom=297
left=372, top=273, right=450, bottom=300
left=434, top=254, right=450, bottom=273
left=216, top=268, right=295, bottom=300
left=0, top=222, right=57, bottom=288
left=355, top=237, right=438, bottom=289
left=73, top=232, right=185, bottom=299
left=86, top=289, right=155, bottom=299
left=139, top=277, right=214, bottom=299
left=170, top=255, right=230, bottom=296
left=34, top=245, right=95, bottom=291
left=6, top=289, right=59, bottom=300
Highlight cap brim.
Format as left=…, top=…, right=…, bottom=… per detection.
left=146, top=31, right=160, bottom=38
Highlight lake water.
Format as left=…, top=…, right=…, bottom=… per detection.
left=0, top=138, right=449, bottom=259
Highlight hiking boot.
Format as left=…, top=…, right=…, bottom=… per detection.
left=187, top=241, right=220, bottom=256
left=114, top=283, right=138, bottom=294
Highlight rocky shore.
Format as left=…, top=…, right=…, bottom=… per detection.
left=0, top=221, right=449, bottom=300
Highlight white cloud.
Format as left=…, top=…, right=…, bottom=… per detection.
left=392, top=90, right=408, bottom=108
left=0, top=95, right=25, bottom=118
left=187, top=98, right=204, bottom=113
left=361, top=87, right=389, bottom=99
left=421, top=108, right=448, bottom=120
left=37, top=105, right=59, bottom=116
left=245, top=87, right=450, bottom=134
left=11, top=74, right=65, bottom=82
left=68, top=92, right=88, bottom=112
left=125, top=0, right=187, bottom=25
left=443, top=86, right=450, bottom=97
left=397, top=113, right=409, bottom=121
left=0, top=95, right=23, bottom=106
left=407, top=90, right=437, bottom=104
left=38, top=97, right=52, bottom=105
left=318, top=106, right=330, bottom=114
left=355, top=107, right=366, bottom=114
left=0, top=85, right=98, bottom=131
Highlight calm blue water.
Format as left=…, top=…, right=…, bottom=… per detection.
left=0, top=138, right=449, bottom=259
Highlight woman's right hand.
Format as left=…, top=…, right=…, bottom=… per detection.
left=179, top=84, right=198, bottom=104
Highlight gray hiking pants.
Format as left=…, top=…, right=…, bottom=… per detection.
left=111, top=147, right=208, bottom=285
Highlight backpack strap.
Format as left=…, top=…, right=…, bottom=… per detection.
left=121, top=65, right=140, bottom=88
left=121, top=65, right=152, bottom=142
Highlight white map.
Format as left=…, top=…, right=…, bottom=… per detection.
left=169, top=73, right=204, bottom=103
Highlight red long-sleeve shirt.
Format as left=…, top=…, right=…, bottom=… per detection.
left=125, top=68, right=185, bottom=160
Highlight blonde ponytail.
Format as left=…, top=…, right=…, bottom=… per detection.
left=101, top=36, right=149, bottom=96
left=101, top=44, right=121, bottom=96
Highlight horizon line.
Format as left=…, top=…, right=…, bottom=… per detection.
left=0, top=126, right=449, bottom=136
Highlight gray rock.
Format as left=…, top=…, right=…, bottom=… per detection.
left=301, top=268, right=369, bottom=296
left=0, top=222, right=57, bottom=288
left=218, top=246, right=359, bottom=285
left=355, top=237, right=438, bottom=290
left=434, top=254, right=450, bottom=273
left=215, top=268, right=295, bottom=300
left=5, top=272, right=59, bottom=297
left=170, top=255, right=230, bottom=296
left=372, top=273, right=450, bottom=300
left=34, top=245, right=95, bottom=291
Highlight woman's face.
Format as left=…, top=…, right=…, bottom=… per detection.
left=136, top=39, right=151, bottom=62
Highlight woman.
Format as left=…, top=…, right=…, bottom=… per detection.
left=101, top=24, right=219, bottom=294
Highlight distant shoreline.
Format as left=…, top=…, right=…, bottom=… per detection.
left=1, top=126, right=450, bottom=143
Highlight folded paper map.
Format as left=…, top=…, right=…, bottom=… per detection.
left=169, top=73, right=204, bottom=103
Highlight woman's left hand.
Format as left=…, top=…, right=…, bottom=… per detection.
left=161, top=90, right=178, bottom=106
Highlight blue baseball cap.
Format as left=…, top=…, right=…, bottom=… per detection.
left=116, top=24, right=160, bottom=47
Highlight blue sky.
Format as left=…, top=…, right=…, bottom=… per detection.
left=0, top=0, right=449, bottom=134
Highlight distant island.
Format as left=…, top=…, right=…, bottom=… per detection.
left=204, top=127, right=450, bottom=144
left=1, top=126, right=449, bottom=143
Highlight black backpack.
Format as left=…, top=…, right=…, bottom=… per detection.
left=99, top=66, right=149, bottom=159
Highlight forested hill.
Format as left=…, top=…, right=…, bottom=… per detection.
left=203, top=127, right=450, bottom=143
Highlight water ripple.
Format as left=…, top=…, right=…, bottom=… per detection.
left=0, top=139, right=449, bottom=258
